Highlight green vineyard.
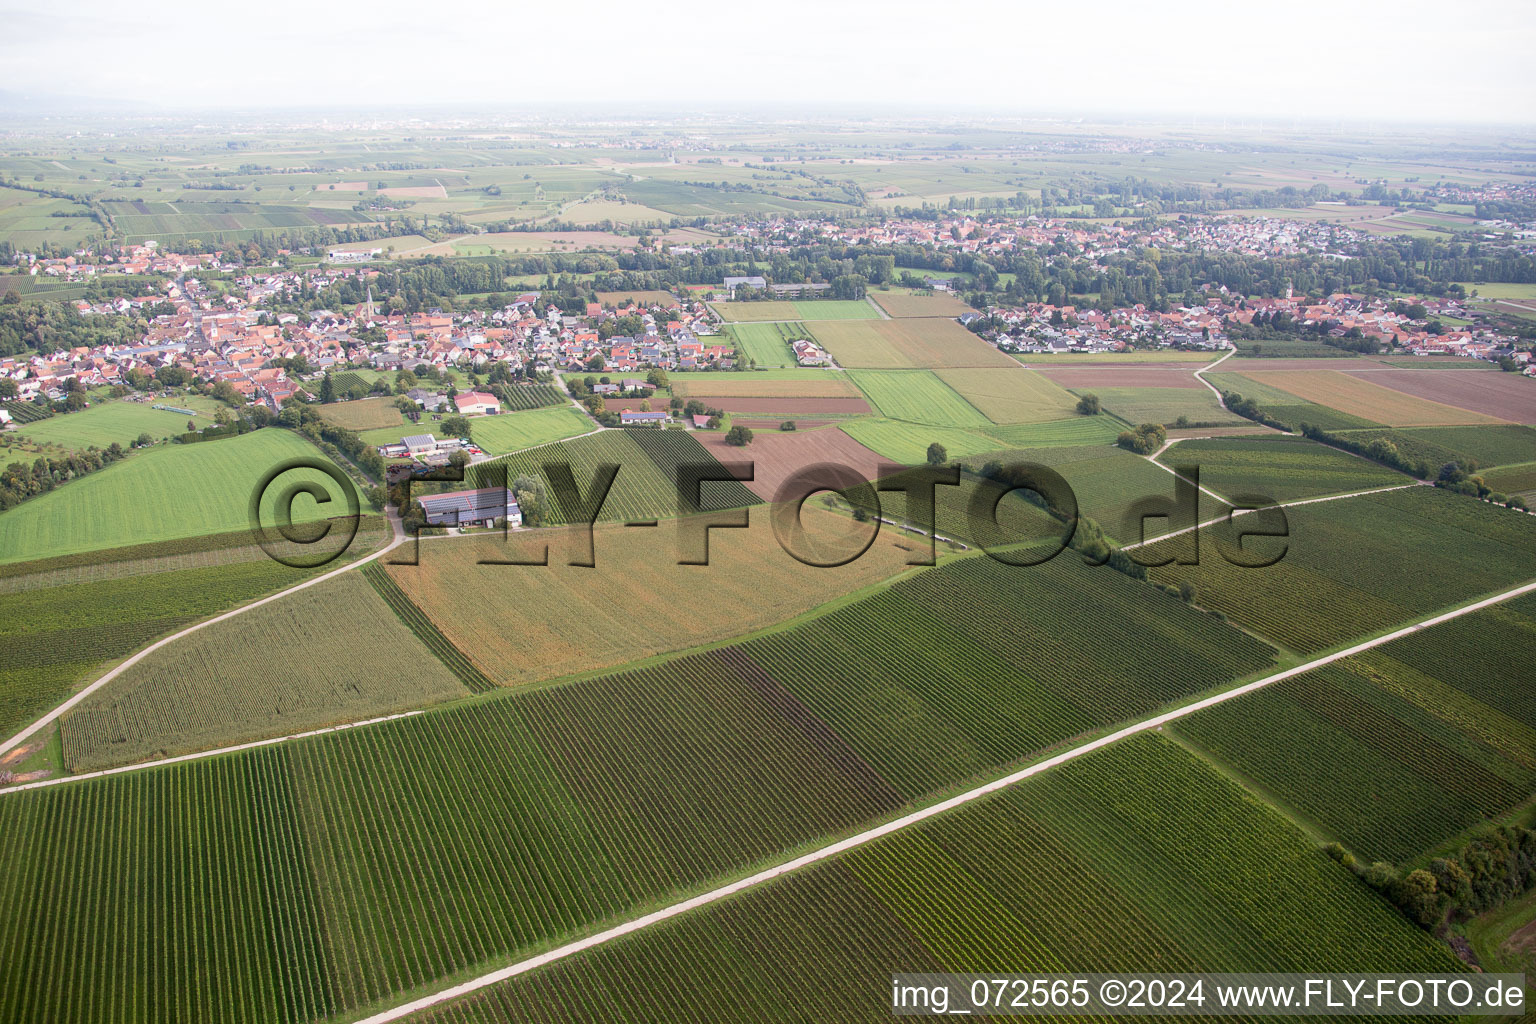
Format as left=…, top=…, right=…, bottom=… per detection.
left=407, top=736, right=1457, bottom=1024
left=489, top=382, right=568, bottom=411
left=1174, top=592, right=1536, bottom=864
left=1148, top=486, right=1536, bottom=654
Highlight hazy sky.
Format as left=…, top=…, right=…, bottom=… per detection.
left=3, top=0, right=1532, bottom=123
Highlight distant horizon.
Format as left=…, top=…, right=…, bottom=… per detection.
left=2, top=0, right=1532, bottom=127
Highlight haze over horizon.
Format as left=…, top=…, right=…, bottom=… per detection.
left=4, top=0, right=1533, bottom=126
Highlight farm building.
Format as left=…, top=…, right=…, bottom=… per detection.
left=402, top=433, right=437, bottom=455
left=406, top=388, right=446, bottom=412
left=418, top=487, right=521, bottom=528
left=454, top=391, right=500, bottom=415
left=620, top=410, right=669, bottom=426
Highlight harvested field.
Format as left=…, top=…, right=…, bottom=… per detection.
left=693, top=396, right=872, bottom=415
left=671, top=376, right=860, bottom=399
left=379, top=184, right=448, bottom=198
left=710, top=301, right=802, bottom=322
left=936, top=367, right=1084, bottom=423
left=693, top=426, right=889, bottom=501
left=1343, top=369, right=1535, bottom=424
left=1013, top=351, right=1211, bottom=365
left=1037, top=366, right=1207, bottom=389
left=811, top=319, right=1015, bottom=369
left=870, top=291, right=976, bottom=318
left=732, top=419, right=835, bottom=430
left=1247, top=371, right=1506, bottom=426
left=316, top=397, right=403, bottom=432
left=390, top=511, right=915, bottom=687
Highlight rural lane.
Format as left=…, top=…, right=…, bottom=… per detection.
left=343, top=572, right=1536, bottom=1024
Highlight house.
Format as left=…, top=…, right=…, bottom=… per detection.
left=406, top=388, right=446, bottom=412
left=402, top=433, right=437, bottom=456
left=418, top=487, right=521, bottom=528
left=620, top=410, right=669, bottom=426
left=453, top=390, right=500, bottom=416
left=691, top=414, right=712, bottom=429
left=0, top=409, right=11, bottom=427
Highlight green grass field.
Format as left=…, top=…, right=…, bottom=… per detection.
left=847, top=370, right=991, bottom=427
left=1091, top=386, right=1247, bottom=427
left=11, top=397, right=222, bottom=449
left=405, top=735, right=1453, bottom=1024
left=0, top=429, right=351, bottom=564
left=839, top=418, right=1001, bottom=464
left=1157, top=435, right=1408, bottom=503
left=725, top=322, right=800, bottom=368
left=464, top=406, right=592, bottom=455
left=1175, top=594, right=1536, bottom=864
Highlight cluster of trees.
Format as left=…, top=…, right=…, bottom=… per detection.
left=0, top=443, right=127, bottom=512
left=1227, top=310, right=1381, bottom=354
left=1116, top=422, right=1167, bottom=455
left=0, top=301, right=154, bottom=357
left=1332, top=826, right=1536, bottom=930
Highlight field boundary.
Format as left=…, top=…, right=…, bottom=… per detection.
left=343, top=573, right=1536, bottom=1024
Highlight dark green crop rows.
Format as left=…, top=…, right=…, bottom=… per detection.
left=362, top=561, right=495, bottom=693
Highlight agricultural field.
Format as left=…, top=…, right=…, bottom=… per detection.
left=490, top=383, right=568, bottom=411
left=710, top=299, right=880, bottom=322
left=669, top=372, right=856, bottom=399
left=740, top=553, right=1274, bottom=797
left=977, top=415, right=1125, bottom=448
left=1237, top=370, right=1506, bottom=426
left=955, top=444, right=1232, bottom=544
left=725, top=322, right=801, bottom=367
left=840, top=418, right=1003, bottom=465
left=934, top=367, right=1082, bottom=424
left=1481, top=463, right=1536, bottom=502
left=0, top=429, right=356, bottom=564
left=1340, top=369, right=1536, bottom=424
left=1088, top=385, right=1247, bottom=427
left=1329, top=424, right=1536, bottom=472
left=59, top=571, right=470, bottom=772
left=1014, top=350, right=1213, bottom=364
left=709, top=301, right=802, bottom=322
left=389, top=509, right=917, bottom=687
left=315, top=396, right=405, bottom=432
left=408, top=736, right=1452, bottom=1024
left=464, top=406, right=592, bottom=455
left=812, top=318, right=1016, bottom=370
left=1206, top=371, right=1384, bottom=431
left=9, top=397, right=223, bottom=450
left=462, top=430, right=688, bottom=524
left=847, top=370, right=991, bottom=427
left=1174, top=594, right=1536, bottom=864
left=1156, top=435, right=1409, bottom=504
left=869, top=289, right=976, bottom=318
left=692, top=426, right=889, bottom=502
left=1147, top=486, right=1536, bottom=655
left=0, top=552, right=370, bottom=746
